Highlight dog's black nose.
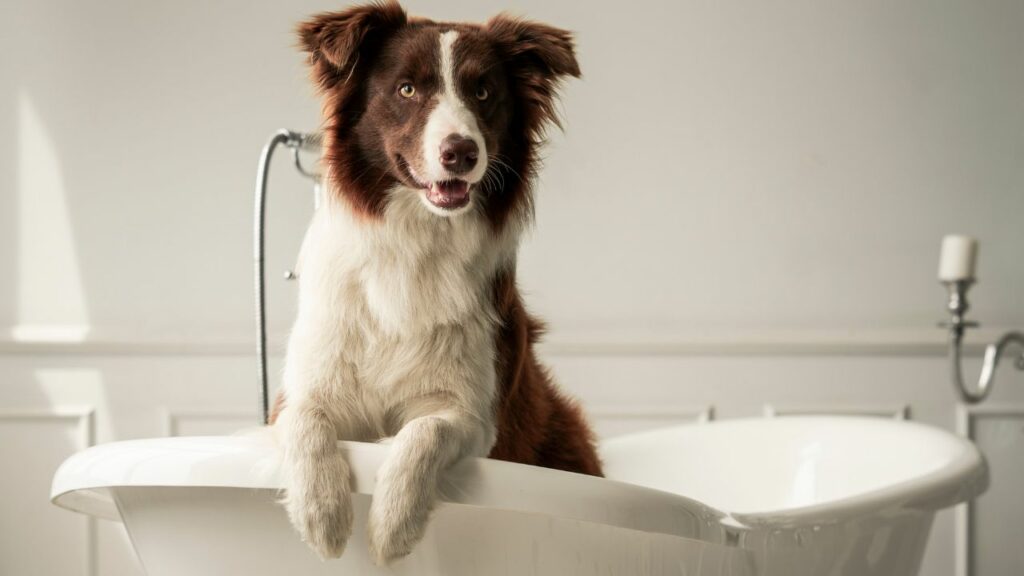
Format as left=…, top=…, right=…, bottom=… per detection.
left=439, top=135, right=479, bottom=175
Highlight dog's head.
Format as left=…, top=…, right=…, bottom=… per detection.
left=299, top=2, right=579, bottom=228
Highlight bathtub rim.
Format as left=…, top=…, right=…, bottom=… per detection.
left=601, top=416, right=989, bottom=529
left=50, top=434, right=729, bottom=542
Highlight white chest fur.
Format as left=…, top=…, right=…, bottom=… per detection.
left=282, top=187, right=518, bottom=439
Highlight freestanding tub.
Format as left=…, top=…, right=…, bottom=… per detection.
left=51, top=417, right=986, bottom=575
left=601, top=417, right=989, bottom=576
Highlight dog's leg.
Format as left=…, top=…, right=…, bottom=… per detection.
left=367, top=410, right=490, bottom=565
left=277, top=309, right=360, bottom=559
left=278, top=394, right=354, bottom=559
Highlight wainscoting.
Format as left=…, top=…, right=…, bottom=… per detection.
left=2, top=333, right=1021, bottom=576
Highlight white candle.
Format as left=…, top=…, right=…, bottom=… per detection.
left=938, top=235, right=978, bottom=282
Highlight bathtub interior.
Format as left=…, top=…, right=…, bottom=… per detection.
left=600, top=416, right=984, bottom=516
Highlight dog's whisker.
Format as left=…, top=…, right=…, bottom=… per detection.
left=489, top=154, right=522, bottom=181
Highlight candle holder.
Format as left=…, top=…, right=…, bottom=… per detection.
left=940, top=279, right=1024, bottom=403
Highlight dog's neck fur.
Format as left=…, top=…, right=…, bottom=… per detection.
left=300, top=179, right=524, bottom=336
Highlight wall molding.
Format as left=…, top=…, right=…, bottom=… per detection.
left=763, top=403, right=910, bottom=419
left=162, top=405, right=717, bottom=437
left=0, top=405, right=97, bottom=576
left=162, top=408, right=259, bottom=437
left=589, top=404, right=714, bottom=423
left=0, top=326, right=1011, bottom=357
left=954, top=403, right=1024, bottom=576
left=0, top=405, right=96, bottom=439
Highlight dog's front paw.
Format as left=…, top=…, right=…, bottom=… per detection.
left=285, top=477, right=353, bottom=559
left=366, top=474, right=433, bottom=565
left=367, top=506, right=424, bottom=566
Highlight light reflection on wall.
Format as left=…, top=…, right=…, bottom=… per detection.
left=14, top=89, right=90, bottom=343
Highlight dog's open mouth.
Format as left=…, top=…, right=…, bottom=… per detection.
left=395, top=155, right=472, bottom=211
left=425, top=179, right=471, bottom=210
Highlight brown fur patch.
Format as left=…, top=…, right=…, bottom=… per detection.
left=298, top=1, right=410, bottom=218
left=297, top=2, right=580, bottom=230
left=488, top=268, right=603, bottom=476
left=481, top=14, right=581, bottom=230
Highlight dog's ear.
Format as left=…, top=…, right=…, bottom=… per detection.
left=297, top=1, right=407, bottom=90
left=485, top=14, right=581, bottom=132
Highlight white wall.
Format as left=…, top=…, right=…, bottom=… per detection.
left=1, top=0, right=1021, bottom=343
left=1, top=1, right=1022, bottom=576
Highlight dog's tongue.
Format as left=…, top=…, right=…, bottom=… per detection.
left=426, top=180, right=470, bottom=209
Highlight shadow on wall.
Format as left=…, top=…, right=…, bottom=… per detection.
left=0, top=0, right=320, bottom=349
left=0, top=4, right=15, bottom=333
left=13, top=91, right=91, bottom=340
left=0, top=9, right=116, bottom=571
left=2, top=3, right=98, bottom=341
left=0, top=3, right=311, bottom=570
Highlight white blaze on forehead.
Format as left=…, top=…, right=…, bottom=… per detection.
left=439, top=30, right=459, bottom=97
left=420, top=30, right=487, bottom=190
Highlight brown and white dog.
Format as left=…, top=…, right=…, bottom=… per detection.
left=271, top=1, right=601, bottom=565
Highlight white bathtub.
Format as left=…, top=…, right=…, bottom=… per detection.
left=51, top=417, right=986, bottom=575
left=51, top=434, right=752, bottom=575
left=601, top=417, right=989, bottom=575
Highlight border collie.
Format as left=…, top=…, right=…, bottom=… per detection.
left=271, top=1, right=601, bottom=564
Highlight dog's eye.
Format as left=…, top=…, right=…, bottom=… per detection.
left=475, top=86, right=489, bottom=101
left=399, top=83, right=416, bottom=98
